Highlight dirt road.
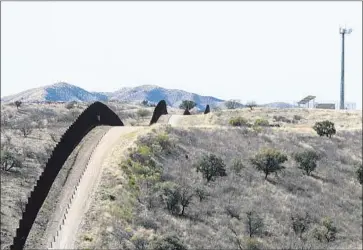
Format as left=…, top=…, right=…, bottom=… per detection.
left=49, top=126, right=140, bottom=249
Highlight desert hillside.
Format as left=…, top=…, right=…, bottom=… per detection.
left=1, top=102, right=362, bottom=250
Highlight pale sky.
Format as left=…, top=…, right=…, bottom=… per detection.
left=1, top=1, right=362, bottom=108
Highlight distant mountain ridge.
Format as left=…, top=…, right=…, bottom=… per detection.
left=1, top=82, right=224, bottom=109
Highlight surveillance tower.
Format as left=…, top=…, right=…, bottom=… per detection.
left=339, top=27, right=352, bottom=110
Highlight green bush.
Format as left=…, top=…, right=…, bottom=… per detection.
left=313, top=217, right=337, bottom=243
left=150, top=234, right=187, bottom=250
left=195, top=154, right=227, bottom=182
left=1, top=150, right=23, bottom=171
left=313, top=120, right=336, bottom=138
left=293, top=150, right=320, bottom=176
left=229, top=117, right=249, bottom=127
left=254, top=118, right=269, bottom=127
left=250, top=148, right=287, bottom=180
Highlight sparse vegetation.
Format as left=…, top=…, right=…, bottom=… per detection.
left=293, top=150, right=320, bottom=176
left=250, top=148, right=287, bottom=180
left=313, top=120, right=336, bottom=138
left=1, top=103, right=361, bottom=250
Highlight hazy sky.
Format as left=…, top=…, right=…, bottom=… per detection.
left=1, top=1, right=362, bottom=108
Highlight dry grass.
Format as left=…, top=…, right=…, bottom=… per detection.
left=1, top=104, right=361, bottom=250
left=76, top=107, right=362, bottom=250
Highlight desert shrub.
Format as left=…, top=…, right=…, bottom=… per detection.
left=65, top=101, right=77, bottom=109
left=1, top=150, right=23, bottom=171
left=179, top=100, right=197, bottom=110
left=245, top=238, right=263, bottom=250
left=195, top=154, right=227, bottom=182
left=254, top=118, right=269, bottom=127
left=313, top=121, right=336, bottom=138
left=156, top=133, right=172, bottom=152
left=312, top=217, right=337, bottom=243
left=273, top=115, right=292, bottom=123
left=245, top=211, right=264, bottom=238
left=250, top=148, right=287, bottom=180
left=293, top=115, right=303, bottom=121
left=137, top=109, right=151, bottom=119
left=291, top=212, right=311, bottom=239
left=149, top=234, right=187, bottom=250
left=356, top=164, right=363, bottom=184
left=293, top=150, right=320, bottom=176
left=231, top=158, right=245, bottom=174
left=229, top=117, right=249, bottom=127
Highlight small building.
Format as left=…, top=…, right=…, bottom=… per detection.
left=315, top=103, right=336, bottom=110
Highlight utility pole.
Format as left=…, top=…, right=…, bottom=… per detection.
left=339, top=27, right=352, bottom=110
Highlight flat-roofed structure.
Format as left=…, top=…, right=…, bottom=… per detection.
left=297, top=95, right=316, bottom=108
left=315, top=103, right=336, bottom=110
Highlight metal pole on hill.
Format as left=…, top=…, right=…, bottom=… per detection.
left=339, top=27, right=352, bottom=110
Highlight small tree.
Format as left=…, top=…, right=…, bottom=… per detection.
left=293, top=150, right=320, bottom=176
left=179, top=100, right=197, bottom=110
left=246, top=101, right=257, bottom=110
left=179, top=185, right=194, bottom=216
left=250, top=148, right=287, bottom=180
left=195, top=154, right=227, bottom=182
left=18, top=121, right=33, bottom=138
left=246, top=211, right=264, bottom=238
left=14, top=101, right=22, bottom=110
left=1, top=150, right=22, bottom=171
left=225, top=100, right=242, bottom=109
left=313, top=121, right=336, bottom=138
left=291, top=212, right=311, bottom=240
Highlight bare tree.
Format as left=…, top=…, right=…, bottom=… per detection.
left=246, top=101, right=257, bottom=110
